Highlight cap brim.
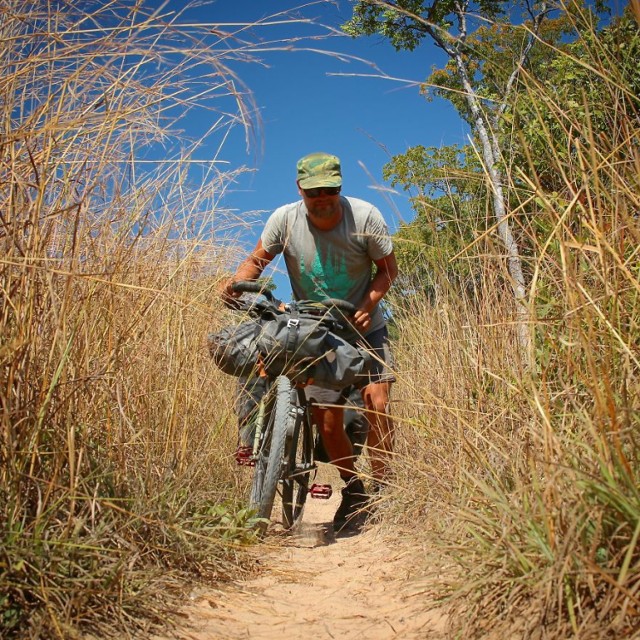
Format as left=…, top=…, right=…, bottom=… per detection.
left=298, top=176, right=342, bottom=189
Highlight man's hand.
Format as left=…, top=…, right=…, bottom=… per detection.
left=219, top=240, right=275, bottom=307
left=220, top=278, right=241, bottom=306
left=352, top=308, right=372, bottom=332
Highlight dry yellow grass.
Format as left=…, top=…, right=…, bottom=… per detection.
left=379, top=7, right=640, bottom=637
left=0, top=1, right=281, bottom=636
left=1, top=1, right=638, bottom=639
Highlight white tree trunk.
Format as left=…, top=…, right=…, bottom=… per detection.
left=455, top=54, right=531, bottom=353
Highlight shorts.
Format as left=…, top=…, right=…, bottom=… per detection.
left=305, top=325, right=395, bottom=405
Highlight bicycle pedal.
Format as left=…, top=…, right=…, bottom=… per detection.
left=235, top=446, right=255, bottom=467
left=310, top=483, right=332, bottom=499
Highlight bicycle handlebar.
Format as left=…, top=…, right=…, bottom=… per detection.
left=228, top=281, right=357, bottom=317
left=224, top=281, right=360, bottom=340
left=320, top=298, right=357, bottom=316
left=231, top=280, right=276, bottom=299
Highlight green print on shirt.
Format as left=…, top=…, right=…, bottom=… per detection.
left=299, top=249, right=352, bottom=301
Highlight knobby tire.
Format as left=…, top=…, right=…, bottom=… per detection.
left=281, top=398, right=313, bottom=530
left=249, top=376, right=292, bottom=534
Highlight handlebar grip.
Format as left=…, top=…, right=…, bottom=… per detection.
left=321, top=298, right=357, bottom=316
left=231, top=281, right=276, bottom=300
left=231, top=280, right=263, bottom=294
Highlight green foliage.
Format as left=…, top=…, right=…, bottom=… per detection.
left=351, top=3, right=638, bottom=301
left=344, top=0, right=507, bottom=52
left=0, top=594, right=22, bottom=633
left=512, top=9, right=640, bottom=193
left=384, top=144, right=486, bottom=292
left=344, top=0, right=576, bottom=313
left=190, top=501, right=266, bottom=543
left=425, top=13, right=581, bottom=123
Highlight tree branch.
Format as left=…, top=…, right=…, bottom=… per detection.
left=364, top=0, right=463, bottom=49
left=496, top=2, right=549, bottom=121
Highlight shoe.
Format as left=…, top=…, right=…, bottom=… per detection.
left=333, top=477, right=368, bottom=532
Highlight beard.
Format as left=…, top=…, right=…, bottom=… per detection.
left=306, top=198, right=341, bottom=219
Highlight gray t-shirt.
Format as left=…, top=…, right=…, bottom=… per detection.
left=261, top=196, right=393, bottom=333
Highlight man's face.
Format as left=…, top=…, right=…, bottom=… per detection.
left=298, top=185, right=342, bottom=221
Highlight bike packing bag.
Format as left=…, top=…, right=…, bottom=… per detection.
left=256, top=310, right=329, bottom=363
left=303, top=331, right=371, bottom=390
left=207, top=320, right=262, bottom=377
left=256, top=311, right=371, bottom=389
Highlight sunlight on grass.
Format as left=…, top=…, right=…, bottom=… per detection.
left=383, top=5, right=640, bottom=637
left=1, top=1, right=638, bottom=638
left=0, top=1, right=290, bottom=636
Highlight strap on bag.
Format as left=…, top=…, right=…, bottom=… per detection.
left=285, top=309, right=300, bottom=356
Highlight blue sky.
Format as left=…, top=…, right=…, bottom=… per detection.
left=163, top=0, right=470, bottom=296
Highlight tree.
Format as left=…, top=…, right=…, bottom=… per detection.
left=344, top=0, right=555, bottom=351
left=510, top=7, right=640, bottom=193
left=385, top=144, right=486, bottom=298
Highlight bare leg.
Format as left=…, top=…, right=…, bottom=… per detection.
left=312, top=405, right=355, bottom=479
left=362, top=381, right=394, bottom=482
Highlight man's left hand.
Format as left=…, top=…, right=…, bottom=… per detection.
left=352, top=309, right=371, bottom=332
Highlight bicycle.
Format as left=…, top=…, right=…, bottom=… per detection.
left=220, top=280, right=367, bottom=535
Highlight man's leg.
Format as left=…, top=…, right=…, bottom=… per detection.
left=362, top=381, right=394, bottom=483
left=312, top=405, right=356, bottom=478
left=309, top=397, right=367, bottom=532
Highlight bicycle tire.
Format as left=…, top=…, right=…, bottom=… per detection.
left=249, top=375, right=292, bottom=534
left=248, top=387, right=272, bottom=513
left=281, top=399, right=314, bottom=530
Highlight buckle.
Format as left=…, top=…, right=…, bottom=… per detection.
left=287, top=318, right=300, bottom=328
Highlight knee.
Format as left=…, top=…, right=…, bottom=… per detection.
left=362, top=384, right=390, bottom=415
left=313, top=408, right=343, bottom=438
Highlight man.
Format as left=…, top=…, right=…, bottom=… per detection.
left=222, top=151, right=398, bottom=531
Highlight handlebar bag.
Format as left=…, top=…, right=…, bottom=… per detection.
left=207, top=320, right=262, bottom=377
left=303, top=332, right=371, bottom=389
left=256, top=310, right=330, bottom=363
left=257, top=312, right=371, bottom=389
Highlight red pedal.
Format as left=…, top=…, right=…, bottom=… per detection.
left=310, top=483, right=332, bottom=499
left=235, top=446, right=255, bottom=467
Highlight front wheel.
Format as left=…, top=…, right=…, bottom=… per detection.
left=281, top=395, right=314, bottom=530
left=249, top=376, right=292, bottom=534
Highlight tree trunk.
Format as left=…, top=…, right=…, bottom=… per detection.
left=454, top=53, right=531, bottom=353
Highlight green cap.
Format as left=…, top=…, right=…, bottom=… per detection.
left=296, top=152, right=342, bottom=189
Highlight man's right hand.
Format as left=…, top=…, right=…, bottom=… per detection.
left=219, top=240, right=276, bottom=306
left=352, top=308, right=372, bottom=333
left=220, top=279, right=241, bottom=306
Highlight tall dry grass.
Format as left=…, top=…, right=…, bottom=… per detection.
left=0, top=1, right=275, bottom=636
left=387, top=6, right=640, bottom=639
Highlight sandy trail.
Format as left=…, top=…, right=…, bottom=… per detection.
left=160, top=467, right=449, bottom=640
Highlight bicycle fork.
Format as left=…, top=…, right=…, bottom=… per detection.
left=281, top=398, right=319, bottom=489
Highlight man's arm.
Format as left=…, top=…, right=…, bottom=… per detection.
left=353, top=252, right=399, bottom=332
left=221, top=239, right=275, bottom=302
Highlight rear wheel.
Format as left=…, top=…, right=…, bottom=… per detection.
left=249, top=376, right=292, bottom=534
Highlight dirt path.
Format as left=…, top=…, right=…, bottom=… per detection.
left=159, top=468, right=450, bottom=640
